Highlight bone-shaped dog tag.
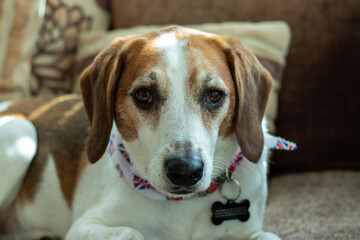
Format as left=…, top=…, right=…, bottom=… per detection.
left=211, top=199, right=250, bottom=225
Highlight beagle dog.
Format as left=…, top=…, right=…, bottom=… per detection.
left=0, top=26, right=281, bottom=240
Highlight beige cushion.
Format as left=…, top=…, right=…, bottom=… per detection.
left=29, top=0, right=110, bottom=96
left=74, top=22, right=291, bottom=132
left=0, top=0, right=43, bottom=102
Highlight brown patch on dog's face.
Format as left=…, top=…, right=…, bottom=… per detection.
left=185, top=35, right=236, bottom=137
left=80, top=31, right=176, bottom=163
left=113, top=38, right=169, bottom=141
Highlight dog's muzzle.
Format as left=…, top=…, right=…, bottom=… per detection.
left=165, top=156, right=204, bottom=188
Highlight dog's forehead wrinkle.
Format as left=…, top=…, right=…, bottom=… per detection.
left=130, top=69, right=163, bottom=90
left=149, top=71, right=157, bottom=81
left=205, top=75, right=213, bottom=83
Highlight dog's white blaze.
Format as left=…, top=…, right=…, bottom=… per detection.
left=153, top=33, right=178, bottom=49
left=154, top=32, right=189, bottom=121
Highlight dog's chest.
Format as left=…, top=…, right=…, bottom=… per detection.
left=102, top=191, right=259, bottom=240
left=65, top=146, right=269, bottom=240
left=73, top=160, right=264, bottom=240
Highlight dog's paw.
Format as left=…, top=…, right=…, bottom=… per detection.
left=104, top=228, right=145, bottom=240
left=66, top=225, right=145, bottom=240
left=249, top=231, right=281, bottom=240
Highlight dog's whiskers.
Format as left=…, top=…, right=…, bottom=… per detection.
left=212, top=160, right=227, bottom=177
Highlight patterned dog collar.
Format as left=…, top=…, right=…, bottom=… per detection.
left=108, top=124, right=296, bottom=201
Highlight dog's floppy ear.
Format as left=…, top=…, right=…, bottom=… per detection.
left=225, top=37, right=272, bottom=163
left=80, top=38, right=128, bottom=164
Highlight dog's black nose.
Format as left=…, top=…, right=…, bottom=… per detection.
left=165, top=156, right=204, bottom=186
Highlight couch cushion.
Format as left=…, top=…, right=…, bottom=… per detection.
left=264, top=171, right=360, bottom=239
left=29, top=0, right=110, bottom=96
left=0, top=0, right=43, bottom=102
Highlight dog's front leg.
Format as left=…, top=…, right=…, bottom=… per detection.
left=65, top=221, right=145, bottom=240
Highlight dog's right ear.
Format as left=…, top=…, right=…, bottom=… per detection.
left=80, top=38, right=128, bottom=164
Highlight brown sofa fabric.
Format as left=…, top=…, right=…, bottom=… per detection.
left=111, top=0, right=360, bottom=173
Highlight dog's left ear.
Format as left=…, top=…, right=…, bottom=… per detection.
left=225, top=37, right=273, bottom=163
left=80, top=38, right=129, bottom=164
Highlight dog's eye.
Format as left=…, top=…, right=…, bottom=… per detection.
left=132, top=88, right=155, bottom=110
left=203, top=89, right=225, bottom=111
left=135, top=89, right=153, bottom=103
left=207, top=90, right=223, bottom=104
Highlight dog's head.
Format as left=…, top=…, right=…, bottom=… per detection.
left=80, top=26, right=272, bottom=198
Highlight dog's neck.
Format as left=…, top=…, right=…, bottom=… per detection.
left=107, top=124, right=296, bottom=201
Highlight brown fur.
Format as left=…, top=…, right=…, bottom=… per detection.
left=80, top=38, right=130, bottom=164
left=186, top=35, right=236, bottom=136
left=5, top=96, right=89, bottom=207
left=114, top=38, right=165, bottom=136
left=81, top=33, right=169, bottom=163
left=224, top=37, right=272, bottom=162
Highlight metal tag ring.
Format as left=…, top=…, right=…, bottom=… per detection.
left=220, top=175, right=241, bottom=201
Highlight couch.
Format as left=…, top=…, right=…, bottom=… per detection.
left=0, top=0, right=359, bottom=239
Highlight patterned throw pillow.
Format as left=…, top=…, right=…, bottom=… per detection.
left=0, top=0, right=43, bottom=102
left=29, top=0, right=110, bottom=96
left=73, top=22, right=291, bottom=132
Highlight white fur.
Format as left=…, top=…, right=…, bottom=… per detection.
left=16, top=155, right=71, bottom=236
left=12, top=31, right=280, bottom=240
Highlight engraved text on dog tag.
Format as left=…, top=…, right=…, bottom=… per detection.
left=211, top=199, right=250, bottom=225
